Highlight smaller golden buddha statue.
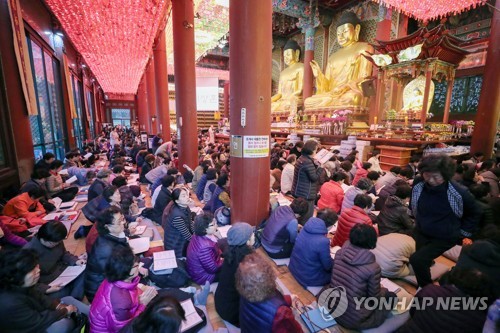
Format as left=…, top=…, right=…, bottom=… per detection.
left=401, top=75, right=435, bottom=115
left=305, top=12, right=374, bottom=109
left=271, top=40, right=304, bottom=115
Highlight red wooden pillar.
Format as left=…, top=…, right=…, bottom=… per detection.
left=172, top=0, right=198, bottom=172
left=442, top=77, right=455, bottom=124
left=137, top=78, right=148, bottom=132
left=370, top=15, right=392, bottom=123
left=223, top=81, right=230, bottom=118
left=146, top=59, right=157, bottom=134
left=303, top=26, right=315, bottom=101
left=154, top=29, right=171, bottom=140
left=471, top=7, right=500, bottom=156
left=420, top=67, right=433, bottom=124
left=229, top=0, right=272, bottom=226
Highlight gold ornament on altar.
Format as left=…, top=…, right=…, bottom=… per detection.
left=401, top=75, right=435, bottom=115
left=305, top=12, right=374, bottom=109
left=271, top=40, right=304, bottom=114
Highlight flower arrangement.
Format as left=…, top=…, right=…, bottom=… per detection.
left=386, top=109, right=397, bottom=121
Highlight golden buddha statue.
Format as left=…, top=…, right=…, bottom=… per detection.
left=271, top=40, right=304, bottom=115
left=401, top=75, right=435, bottom=114
left=305, top=12, right=374, bottom=109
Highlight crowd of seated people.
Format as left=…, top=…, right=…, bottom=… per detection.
left=1, top=127, right=500, bottom=332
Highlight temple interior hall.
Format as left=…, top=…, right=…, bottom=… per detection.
left=0, top=0, right=499, bottom=332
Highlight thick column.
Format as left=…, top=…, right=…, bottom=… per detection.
left=172, top=0, right=198, bottom=172
left=302, top=26, right=315, bottom=100
left=230, top=0, right=272, bottom=226
left=154, top=29, right=171, bottom=140
left=442, top=77, right=454, bottom=124
left=145, top=58, right=157, bottom=134
left=223, top=82, right=230, bottom=118
left=471, top=6, right=500, bottom=156
left=137, top=78, right=149, bottom=132
left=420, top=67, right=433, bottom=124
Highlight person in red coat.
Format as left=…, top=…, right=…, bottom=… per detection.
left=318, top=172, right=347, bottom=213
left=352, top=162, right=372, bottom=187
left=333, top=194, right=375, bottom=247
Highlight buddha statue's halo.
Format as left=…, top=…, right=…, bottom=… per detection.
left=336, top=11, right=361, bottom=28
left=284, top=40, right=301, bottom=53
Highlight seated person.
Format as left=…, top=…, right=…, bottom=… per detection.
left=261, top=197, right=308, bottom=259
left=85, top=206, right=129, bottom=302
left=89, top=245, right=157, bottom=333
left=236, top=253, right=303, bottom=332
left=20, top=168, right=55, bottom=213
left=195, top=167, right=210, bottom=201
left=342, top=177, right=372, bottom=211
left=333, top=194, right=374, bottom=247
left=149, top=175, right=175, bottom=224
left=371, top=233, right=416, bottom=278
left=109, top=165, right=126, bottom=184
left=375, top=166, right=401, bottom=191
left=377, top=183, right=414, bottom=236
left=145, top=157, right=170, bottom=185
left=374, top=178, right=409, bottom=211
left=150, top=166, right=181, bottom=195
left=0, top=216, right=28, bottom=248
left=192, top=160, right=211, bottom=193
left=455, top=225, right=500, bottom=297
left=0, top=249, right=88, bottom=333
left=66, top=166, right=97, bottom=186
left=35, top=152, right=55, bottom=171
left=2, top=188, right=46, bottom=234
left=46, top=160, right=78, bottom=202
left=162, top=188, right=194, bottom=258
left=88, top=169, right=111, bottom=201
left=352, top=162, right=372, bottom=186
left=186, top=213, right=223, bottom=284
left=203, top=173, right=230, bottom=213
left=317, top=172, right=347, bottom=213
left=24, top=221, right=86, bottom=300
left=120, top=296, right=186, bottom=333
left=139, top=154, right=155, bottom=184
left=330, top=224, right=397, bottom=330
left=215, top=222, right=255, bottom=327
left=398, top=268, right=495, bottom=333
left=289, top=209, right=338, bottom=287
left=202, top=168, right=218, bottom=204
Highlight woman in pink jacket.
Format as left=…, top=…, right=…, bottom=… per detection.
left=89, top=245, right=157, bottom=333
left=318, top=172, right=347, bottom=213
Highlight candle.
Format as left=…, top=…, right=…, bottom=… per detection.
left=404, top=116, right=408, bottom=126
left=374, top=116, right=378, bottom=124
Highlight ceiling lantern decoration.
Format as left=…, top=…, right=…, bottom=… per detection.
left=45, top=0, right=169, bottom=94
left=373, top=0, right=487, bottom=22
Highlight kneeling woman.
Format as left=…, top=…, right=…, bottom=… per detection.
left=0, top=249, right=88, bottom=333
left=89, top=245, right=158, bottom=333
left=236, top=252, right=302, bottom=332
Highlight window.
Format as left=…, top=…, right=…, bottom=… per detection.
left=429, top=75, right=483, bottom=115
left=27, top=37, right=66, bottom=160
left=85, top=89, right=96, bottom=138
left=112, top=108, right=131, bottom=127
left=71, top=75, right=85, bottom=149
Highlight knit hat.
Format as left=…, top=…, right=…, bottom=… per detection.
left=97, top=169, right=112, bottom=178
left=215, top=207, right=231, bottom=226
left=227, top=222, right=254, bottom=246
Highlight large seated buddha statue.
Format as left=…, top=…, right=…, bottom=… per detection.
left=305, top=12, right=374, bottom=110
left=271, top=40, right=304, bottom=116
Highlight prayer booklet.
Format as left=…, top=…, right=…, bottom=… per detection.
left=153, top=250, right=178, bottom=272
left=314, top=149, right=334, bottom=165
left=59, top=201, right=77, bottom=211
left=49, top=265, right=86, bottom=287
left=65, top=175, right=78, bottom=185
left=128, top=237, right=150, bottom=254
left=380, top=278, right=401, bottom=293
left=74, top=194, right=88, bottom=202
left=180, top=299, right=203, bottom=332
left=133, top=225, right=147, bottom=236
left=59, top=169, right=69, bottom=176
left=83, top=152, right=92, bottom=160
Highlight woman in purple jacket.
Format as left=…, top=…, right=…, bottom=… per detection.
left=89, top=245, right=158, bottom=333
left=186, top=213, right=223, bottom=284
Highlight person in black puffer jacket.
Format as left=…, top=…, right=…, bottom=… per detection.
left=291, top=139, right=320, bottom=221
left=377, top=183, right=414, bottom=236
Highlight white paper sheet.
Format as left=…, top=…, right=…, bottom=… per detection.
left=65, top=176, right=78, bottom=185
left=128, top=237, right=150, bottom=254
left=217, top=225, right=231, bottom=239
left=153, top=250, right=178, bottom=271
left=49, top=265, right=86, bottom=287
left=180, top=299, right=203, bottom=332
left=381, top=278, right=401, bottom=293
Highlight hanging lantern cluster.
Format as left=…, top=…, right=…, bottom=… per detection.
left=45, top=0, right=169, bottom=94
